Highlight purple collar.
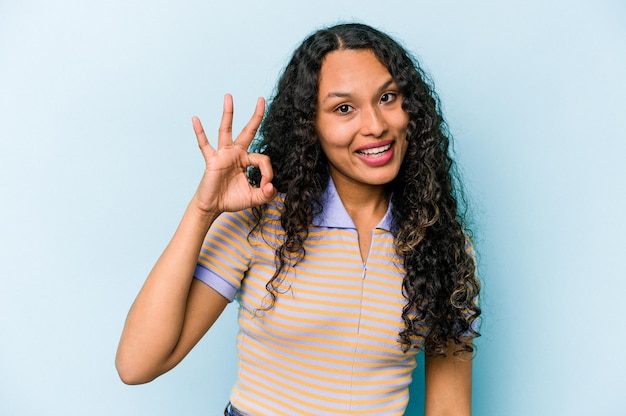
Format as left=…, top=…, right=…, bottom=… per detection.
left=311, top=178, right=394, bottom=231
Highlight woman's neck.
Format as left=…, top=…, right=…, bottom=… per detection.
left=330, top=173, right=391, bottom=228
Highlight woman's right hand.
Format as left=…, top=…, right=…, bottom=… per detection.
left=191, top=94, right=276, bottom=216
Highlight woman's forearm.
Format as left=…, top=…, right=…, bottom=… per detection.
left=115, top=199, right=220, bottom=384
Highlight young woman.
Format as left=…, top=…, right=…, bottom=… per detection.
left=116, top=23, right=480, bottom=415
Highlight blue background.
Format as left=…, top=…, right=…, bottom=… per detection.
left=1, top=0, right=625, bottom=414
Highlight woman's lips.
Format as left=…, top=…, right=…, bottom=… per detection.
left=355, top=141, right=395, bottom=166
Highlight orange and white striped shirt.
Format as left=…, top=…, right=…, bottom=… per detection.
left=195, top=179, right=418, bottom=415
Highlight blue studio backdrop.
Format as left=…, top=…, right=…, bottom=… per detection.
left=1, top=1, right=625, bottom=415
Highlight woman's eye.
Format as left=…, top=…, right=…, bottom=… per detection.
left=335, top=104, right=353, bottom=114
left=381, top=92, right=397, bottom=103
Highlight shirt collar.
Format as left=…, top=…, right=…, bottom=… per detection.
left=311, top=177, right=394, bottom=231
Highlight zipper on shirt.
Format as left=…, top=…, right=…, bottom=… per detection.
left=349, top=261, right=367, bottom=411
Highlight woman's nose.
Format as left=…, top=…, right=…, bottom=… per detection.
left=360, top=106, right=387, bottom=137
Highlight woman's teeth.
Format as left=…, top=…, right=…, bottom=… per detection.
left=357, top=143, right=392, bottom=156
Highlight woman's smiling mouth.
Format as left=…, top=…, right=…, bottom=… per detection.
left=355, top=141, right=395, bottom=166
left=356, top=142, right=392, bottom=157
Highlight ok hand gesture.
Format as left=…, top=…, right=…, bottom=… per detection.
left=191, top=94, right=276, bottom=216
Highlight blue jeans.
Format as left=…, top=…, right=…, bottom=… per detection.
left=223, top=402, right=246, bottom=416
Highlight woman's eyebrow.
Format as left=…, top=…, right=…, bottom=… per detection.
left=377, top=79, right=395, bottom=93
left=321, top=78, right=396, bottom=103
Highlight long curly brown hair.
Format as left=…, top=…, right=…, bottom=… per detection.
left=248, top=23, right=480, bottom=356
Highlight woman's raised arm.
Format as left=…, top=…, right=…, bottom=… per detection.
left=115, top=95, right=275, bottom=384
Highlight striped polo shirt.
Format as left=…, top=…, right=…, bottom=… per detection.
left=195, top=179, right=418, bottom=415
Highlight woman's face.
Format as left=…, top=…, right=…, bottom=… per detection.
left=315, top=48, right=409, bottom=190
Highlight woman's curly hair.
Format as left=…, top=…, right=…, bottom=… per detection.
left=249, top=23, right=480, bottom=356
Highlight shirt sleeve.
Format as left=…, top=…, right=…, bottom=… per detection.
left=194, top=209, right=255, bottom=302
